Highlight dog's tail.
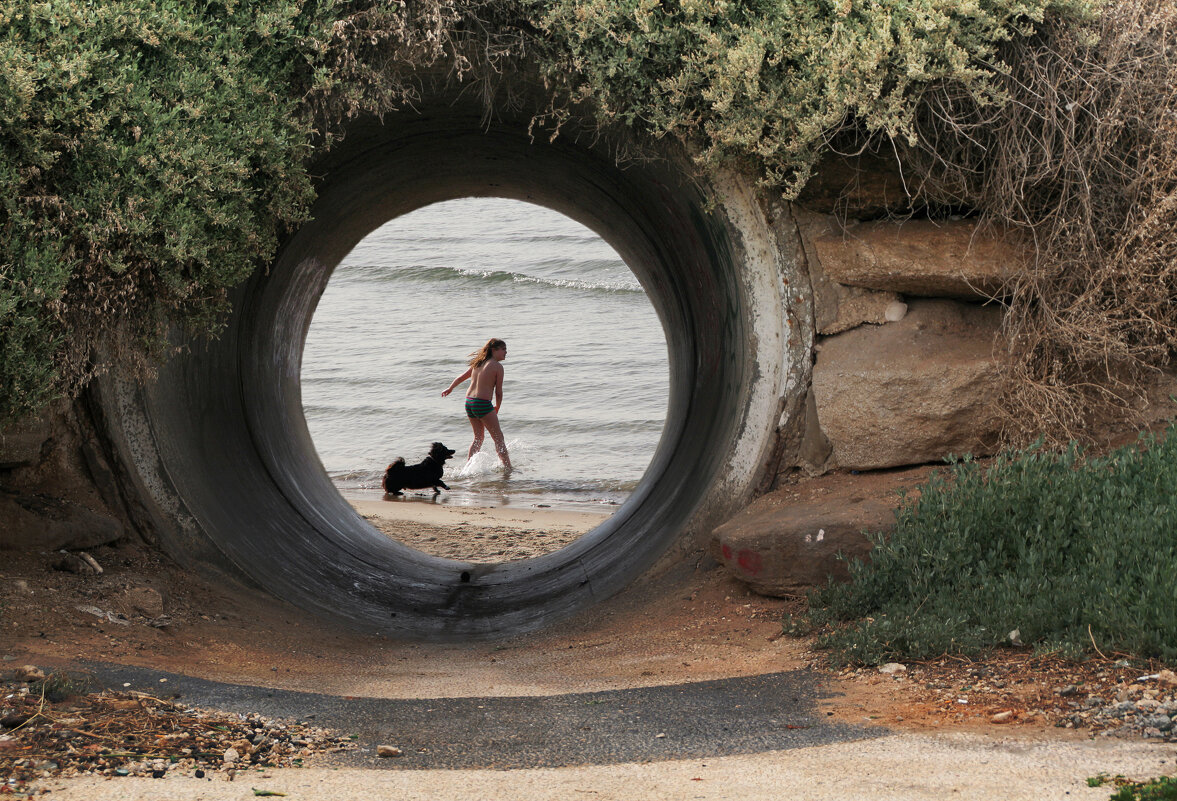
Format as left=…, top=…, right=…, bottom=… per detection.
left=382, top=457, right=406, bottom=493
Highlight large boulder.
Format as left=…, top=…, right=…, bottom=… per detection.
left=812, top=299, right=1003, bottom=470
left=811, top=219, right=1021, bottom=299
left=714, top=467, right=931, bottom=596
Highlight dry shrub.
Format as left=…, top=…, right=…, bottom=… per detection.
left=901, top=0, right=1177, bottom=445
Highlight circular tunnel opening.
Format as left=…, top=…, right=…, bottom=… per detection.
left=301, top=197, right=669, bottom=562
left=105, top=111, right=796, bottom=640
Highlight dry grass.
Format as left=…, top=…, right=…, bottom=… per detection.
left=900, top=0, right=1177, bottom=444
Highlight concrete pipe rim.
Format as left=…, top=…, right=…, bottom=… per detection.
left=101, top=115, right=794, bottom=640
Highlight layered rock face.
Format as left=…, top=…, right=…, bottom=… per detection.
left=782, top=152, right=1027, bottom=476
left=812, top=299, right=1003, bottom=471
left=717, top=154, right=1027, bottom=596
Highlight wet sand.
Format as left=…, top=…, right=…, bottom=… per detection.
left=349, top=498, right=610, bottom=562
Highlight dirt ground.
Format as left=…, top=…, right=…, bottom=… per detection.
left=5, top=459, right=1174, bottom=758
left=2, top=526, right=1154, bottom=747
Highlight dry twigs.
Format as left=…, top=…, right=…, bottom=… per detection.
left=898, top=0, right=1177, bottom=444
left=0, top=675, right=355, bottom=790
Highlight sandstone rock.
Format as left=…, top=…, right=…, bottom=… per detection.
left=812, top=299, right=1003, bottom=470
left=714, top=480, right=903, bottom=597
left=0, top=416, right=51, bottom=468
left=811, top=219, right=1022, bottom=299
left=795, top=151, right=916, bottom=219
left=0, top=492, right=123, bottom=551
left=796, top=210, right=901, bottom=335
left=796, top=390, right=833, bottom=473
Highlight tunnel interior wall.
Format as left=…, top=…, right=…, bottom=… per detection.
left=90, top=95, right=805, bottom=638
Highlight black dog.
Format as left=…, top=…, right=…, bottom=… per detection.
left=382, top=442, right=456, bottom=496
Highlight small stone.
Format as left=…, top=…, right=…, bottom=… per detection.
left=1143, top=714, right=1173, bottom=731
left=122, top=586, right=165, bottom=618
left=53, top=553, right=100, bottom=575
left=223, top=747, right=239, bottom=764
left=14, top=665, right=45, bottom=682
left=376, top=745, right=402, bottom=758
left=990, top=711, right=1015, bottom=724
left=884, top=301, right=908, bottom=322
left=878, top=663, right=907, bottom=675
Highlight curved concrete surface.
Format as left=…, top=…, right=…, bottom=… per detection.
left=95, top=90, right=807, bottom=638
left=82, top=662, right=876, bottom=768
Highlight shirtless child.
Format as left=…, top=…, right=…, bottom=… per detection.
left=441, top=338, right=512, bottom=470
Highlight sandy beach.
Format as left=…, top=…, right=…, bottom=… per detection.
left=349, top=498, right=610, bottom=562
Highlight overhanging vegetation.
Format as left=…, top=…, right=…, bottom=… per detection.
left=2, top=0, right=1174, bottom=444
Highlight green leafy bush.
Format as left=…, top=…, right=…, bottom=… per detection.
left=0, top=0, right=338, bottom=421
left=0, top=0, right=1128, bottom=428
left=527, top=0, right=1097, bottom=193
left=809, top=426, right=1177, bottom=664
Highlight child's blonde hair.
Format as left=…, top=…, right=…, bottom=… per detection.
left=467, top=338, right=506, bottom=368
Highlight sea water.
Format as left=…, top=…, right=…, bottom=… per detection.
left=301, top=197, right=669, bottom=512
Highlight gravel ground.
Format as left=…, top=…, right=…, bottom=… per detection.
left=33, top=732, right=1177, bottom=801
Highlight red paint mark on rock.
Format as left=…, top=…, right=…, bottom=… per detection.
left=720, top=544, right=733, bottom=561
left=736, top=549, right=762, bottom=576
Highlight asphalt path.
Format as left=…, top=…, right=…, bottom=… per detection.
left=80, top=661, right=882, bottom=769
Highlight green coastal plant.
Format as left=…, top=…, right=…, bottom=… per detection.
left=527, top=0, right=1098, bottom=194
left=807, top=424, right=1177, bottom=665
left=1108, top=776, right=1177, bottom=801
left=0, top=0, right=336, bottom=420
left=1, top=0, right=1105, bottom=425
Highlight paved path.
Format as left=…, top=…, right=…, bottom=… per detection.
left=42, top=662, right=1177, bottom=800
left=81, top=662, right=881, bottom=768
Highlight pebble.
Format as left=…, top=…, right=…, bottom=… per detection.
left=13, top=665, right=44, bottom=682
left=53, top=552, right=102, bottom=575
left=223, top=747, right=239, bottom=764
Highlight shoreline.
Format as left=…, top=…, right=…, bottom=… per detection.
left=349, top=498, right=610, bottom=562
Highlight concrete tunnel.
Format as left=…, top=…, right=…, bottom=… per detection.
left=92, top=90, right=809, bottom=640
